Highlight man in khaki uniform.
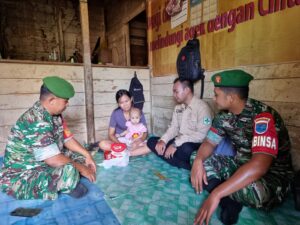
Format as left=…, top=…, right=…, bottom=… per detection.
left=131, top=78, right=212, bottom=170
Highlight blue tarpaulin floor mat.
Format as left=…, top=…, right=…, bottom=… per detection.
left=95, top=152, right=300, bottom=225
left=1, top=153, right=300, bottom=225
left=0, top=157, right=120, bottom=225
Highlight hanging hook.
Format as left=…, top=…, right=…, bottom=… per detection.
left=193, top=30, right=197, bottom=39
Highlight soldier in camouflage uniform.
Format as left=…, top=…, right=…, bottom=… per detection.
left=191, top=70, right=294, bottom=225
left=0, top=76, right=96, bottom=200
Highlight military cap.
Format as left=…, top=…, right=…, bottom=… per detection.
left=211, top=70, right=253, bottom=87
left=43, top=76, right=75, bottom=99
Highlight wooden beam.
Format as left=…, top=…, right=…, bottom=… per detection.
left=123, top=1, right=146, bottom=24
left=57, top=7, right=66, bottom=61
left=130, top=21, right=147, bottom=29
left=124, top=24, right=131, bottom=66
left=130, top=38, right=146, bottom=46
left=130, top=28, right=147, bottom=38
left=79, top=0, right=95, bottom=143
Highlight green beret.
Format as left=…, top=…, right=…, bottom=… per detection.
left=43, top=76, right=75, bottom=99
left=211, top=70, right=254, bottom=87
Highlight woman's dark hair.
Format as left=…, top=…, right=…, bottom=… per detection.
left=115, top=89, right=132, bottom=103
left=220, top=87, right=249, bottom=100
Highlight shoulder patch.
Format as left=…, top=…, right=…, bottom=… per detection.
left=203, top=117, right=211, bottom=125
left=254, top=117, right=270, bottom=134
left=62, top=119, right=73, bottom=139
left=252, top=112, right=278, bottom=157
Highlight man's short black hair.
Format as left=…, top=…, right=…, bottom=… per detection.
left=174, top=77, right=194, bottom=94
left=220, top=87, right=249, bottom=100
left=40, top=84, right=54, bottom=101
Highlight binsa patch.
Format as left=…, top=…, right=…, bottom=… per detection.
left=252, top=112, right=278, bottom=156
left=254, top=117, right=270, bottom=134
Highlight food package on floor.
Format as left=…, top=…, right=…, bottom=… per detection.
left=99, top=143, right=129, bottom=169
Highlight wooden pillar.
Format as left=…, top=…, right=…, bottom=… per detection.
left=79, top=0, right=95, bottom=143
left=124, top=24, right=131, bottom=66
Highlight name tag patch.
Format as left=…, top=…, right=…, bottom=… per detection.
left=252, top=136, right=276, bottom=149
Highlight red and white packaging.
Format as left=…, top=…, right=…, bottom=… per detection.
left=111, top=143, right=127, bottom=158
left=104, top=150, right=112, bottom=160
left=99, top=143, right=129, bottom=169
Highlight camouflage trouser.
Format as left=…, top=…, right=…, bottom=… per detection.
left=204, top=154, right=291, bottom=210
left=0, top=150, right=85, bottom=200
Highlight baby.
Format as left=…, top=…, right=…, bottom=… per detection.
left=117, top=107, right=147, bottom=150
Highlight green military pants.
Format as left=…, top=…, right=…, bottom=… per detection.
left=0, top=151, right=84, bottom=200
left=204, top=154, right=291, bottom=210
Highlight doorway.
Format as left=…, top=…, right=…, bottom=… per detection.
left=129, top=11, right=148, bottom=66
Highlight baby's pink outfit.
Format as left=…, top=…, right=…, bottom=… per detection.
left=125, top=121, right=147, bottom=140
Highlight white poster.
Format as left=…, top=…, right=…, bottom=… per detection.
left=171, top=0, right=188, bottom=29
left=190, top=0, right=218, bottom=26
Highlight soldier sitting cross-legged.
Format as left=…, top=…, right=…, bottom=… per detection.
left=0, top=76, right=96, bottom=200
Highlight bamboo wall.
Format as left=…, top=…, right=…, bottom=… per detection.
left=0, top=61, right=150, bottom=156
left=151, top=61, right=300, bottom=170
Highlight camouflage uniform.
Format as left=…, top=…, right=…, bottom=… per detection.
left=205, top=98, right=294, bottom=209
left=0, top=101, right=85, bottom=200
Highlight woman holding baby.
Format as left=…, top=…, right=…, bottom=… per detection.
left=98, top=89, right=148, bottom=152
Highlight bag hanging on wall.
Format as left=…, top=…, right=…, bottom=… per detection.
left=129, top=71, right=145, bottom=110
left=176, top=36, right=205, bottom=98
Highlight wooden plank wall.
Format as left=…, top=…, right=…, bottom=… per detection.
left=151, top=61, right=300, bottom=170
left=0, top=61, right=150, bottom=156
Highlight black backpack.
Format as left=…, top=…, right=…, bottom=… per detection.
left=129, top=72, right=145, bottom=110
left=176, top=37, right=205, bottom=98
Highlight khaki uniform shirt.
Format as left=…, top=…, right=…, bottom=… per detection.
left=161, top=96, right=212, bottom=147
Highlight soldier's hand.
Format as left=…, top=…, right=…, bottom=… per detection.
left=155, top=140, right=166, bottom=155
left=191, top=158, right=207, bottom=194
left=85, top=155, right=97, bottom=173
left=164, top=145, right=176, bottom=159
left=77, top=163, right=96, bottom=182
left=193, top=192, right=220, bottom=225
